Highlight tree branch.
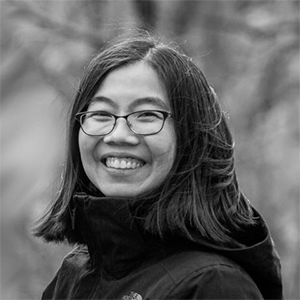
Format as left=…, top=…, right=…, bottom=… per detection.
left=9, top=0, right=104, bottom=50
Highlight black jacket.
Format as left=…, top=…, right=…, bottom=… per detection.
left=42, top=193, right=283, bottom=299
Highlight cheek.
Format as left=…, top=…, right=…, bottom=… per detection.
left=164, top=141, right=176, bottom=171
left=78, top=131, right=96, bottom=168
left=150, top=130, right=176, bottom=170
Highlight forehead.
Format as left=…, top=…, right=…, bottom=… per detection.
left=90, top=61, right=170, bottom=110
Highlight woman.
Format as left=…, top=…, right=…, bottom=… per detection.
left=35, top=34, right=283, bottom=299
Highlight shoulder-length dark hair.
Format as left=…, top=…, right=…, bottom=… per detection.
left=34, top=33, right=255, bottom=246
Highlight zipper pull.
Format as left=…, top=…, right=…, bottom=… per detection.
left=70, top=206, right=77, bottom=230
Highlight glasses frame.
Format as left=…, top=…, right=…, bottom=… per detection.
left=75, top=110, right=172, bottom=136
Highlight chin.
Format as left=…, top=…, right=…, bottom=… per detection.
left=99, top=184, right=150, bottom=198
left=106, top=191, right=143, bottom=198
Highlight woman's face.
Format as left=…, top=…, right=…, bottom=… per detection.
left=78, top=61, right=176, bottom=197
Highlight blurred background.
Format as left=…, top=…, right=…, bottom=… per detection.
left=1, top=0, right=299, bottom=299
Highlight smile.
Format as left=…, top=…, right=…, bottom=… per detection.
left=105, top=157, right=145, bottom=169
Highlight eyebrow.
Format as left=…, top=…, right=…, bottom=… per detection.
left=90, top=96, right=169, bottom=111
left=129, top=97, right=169, bottom=110
left=90, top=96, right=118, bottom=109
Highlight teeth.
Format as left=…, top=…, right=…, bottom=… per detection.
left=105, top=157, right=144, bottom=170
left=120, top=160, right=127, bottom=169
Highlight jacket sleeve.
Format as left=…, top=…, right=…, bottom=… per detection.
left=41, top=270, right=60, bottom=300
left=166, top=264, right=264, bottom=299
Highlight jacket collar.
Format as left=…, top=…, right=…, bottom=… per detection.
left=71, top=192, right=167, bottom=278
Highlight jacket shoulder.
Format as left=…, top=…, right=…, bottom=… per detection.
left=161, top=249, right=244, bottom=279
left=63, top=245, right=90, bottom=267
left=160, top=249, right=263, bottom=299
left=42, top=246, right=90, bottom=300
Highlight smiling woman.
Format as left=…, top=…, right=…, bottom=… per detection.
left=34, top=34, right=283, bottom=299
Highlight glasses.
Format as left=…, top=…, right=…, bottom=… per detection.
left=76, top=110, right=172, bottom=136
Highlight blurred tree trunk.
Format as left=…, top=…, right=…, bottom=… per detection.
left=170, top=0, right=200, bottom=36
left=77, top=0, right=106, bottom=50
left=248, top=29, right=299, bottom=130
left=133, top=0, right=157, bottom=31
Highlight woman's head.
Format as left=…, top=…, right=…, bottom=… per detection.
left=78, top=60, right=176, bottom=197
left=35, top=33, right=254, bottom=245
left=70, top=35, right=225, bottom=195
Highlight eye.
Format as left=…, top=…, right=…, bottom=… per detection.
left=135, top=111, right=163, bottom=122
left=86, top=111, right=113, bottom=122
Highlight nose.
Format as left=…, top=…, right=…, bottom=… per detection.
left=103, top=118, right=140, bottom=145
